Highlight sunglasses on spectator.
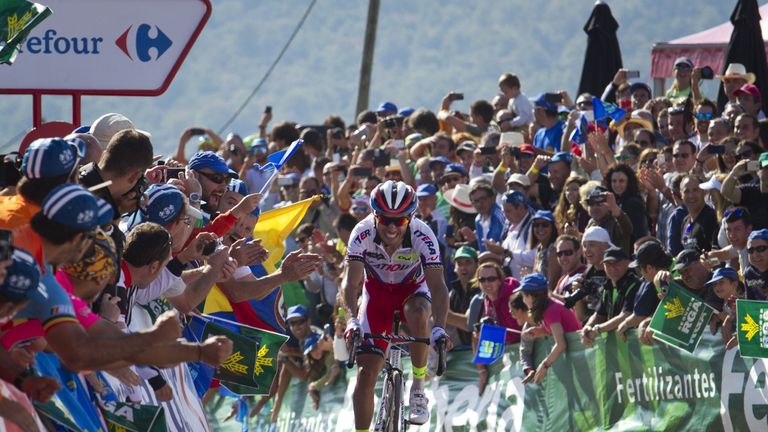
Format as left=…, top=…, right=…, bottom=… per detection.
left=556, top=249, right=575, bottom=257
left=748, top=245, right=768, bottom=254
left=675, top=64, right=692, bottom=71
left=197, top=171, right=230, bottom=185
left=375, top=214, right=410, bottom=227
left=736, top=150, right=754, bottom=160
left=478, top=276, right=499, bottom=283
left=352, top=206, right=369, bottom=213
left=672, top=153, right=691, bottom=159
left=695, top=112, right=714, bottom=121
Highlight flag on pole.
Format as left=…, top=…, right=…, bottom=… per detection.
left=0, top=0, right=52, bottom=64
left=473, top=323, right=506, bottom=365
left=592, top=97, right=625, bottom=122
left=736, top=299, right=768, bottom=358
left=267, top=138, right=303, bottom=169
left=649, top=281, right=714, bottom=353
left=569, top=112, right=590, bottom=145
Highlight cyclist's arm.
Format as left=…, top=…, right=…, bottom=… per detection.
left=424, top=267, right=449, bottom=328
left=343, top=260, right=365, bottom=317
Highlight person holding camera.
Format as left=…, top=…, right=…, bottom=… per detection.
left=721, top=151, right=768, bottom=229
left=563, top=226, right=611, bottom=323
left=584, top=186, right=633, bottom=255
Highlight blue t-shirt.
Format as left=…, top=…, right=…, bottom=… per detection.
left=633, top=280, right=660, bottom=317
left=15, top=264, right=77, bottom=332
left=533, top=120, right=564, bottom=152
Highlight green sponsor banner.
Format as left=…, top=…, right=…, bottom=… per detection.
left=736, top=299, right=768, bottom=358
left=210, top=331, right=768, bottom=431
left=649, top=281, right=714, bottom=352
left=0, top=0, right=52, bottom=64
left=99, top=401, right=167, bottom=432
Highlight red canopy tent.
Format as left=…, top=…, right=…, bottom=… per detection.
left=650, top=3, right=768, bottom=94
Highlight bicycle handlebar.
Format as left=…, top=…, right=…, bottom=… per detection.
left=346, top=332, right=360, bottom=369
left=364, top=333, right=431, bottom=345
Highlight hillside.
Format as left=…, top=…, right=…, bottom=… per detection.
left=0, top=0, right=741, bottom=154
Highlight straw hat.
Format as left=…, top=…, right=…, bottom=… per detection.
left=720, top=63, right=756, bottom=84
left=443, top=184, right=476, bottom=214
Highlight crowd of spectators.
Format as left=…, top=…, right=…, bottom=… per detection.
left=1, top=57, right=767, bottom=429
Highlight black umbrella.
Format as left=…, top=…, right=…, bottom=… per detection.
left=577, top=2, right=623, bottom=101
left=717, top=0, right=768, bottom=114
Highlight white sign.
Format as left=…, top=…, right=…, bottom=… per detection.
left=0, top=0, right=210, bottom=95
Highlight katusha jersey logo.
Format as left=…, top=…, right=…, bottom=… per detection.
left=115, top=24, right=172, bottom=62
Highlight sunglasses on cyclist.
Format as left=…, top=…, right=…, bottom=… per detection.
left=375, top=214, right=410, bottom=227
left=748, top=245, right=768, bottom=254
left=478, top=276, right=499, bottom=283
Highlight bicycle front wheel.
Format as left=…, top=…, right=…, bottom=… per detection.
left=388, top=370, right=403, bottom=432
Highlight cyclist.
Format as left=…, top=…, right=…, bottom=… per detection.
left=343, top=180, right=450, bottom=430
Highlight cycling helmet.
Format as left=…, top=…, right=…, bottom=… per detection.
left=370, top=180, right=418, bottom=216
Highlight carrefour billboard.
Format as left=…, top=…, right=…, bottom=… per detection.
left=0, top=0, right=211, bottom=95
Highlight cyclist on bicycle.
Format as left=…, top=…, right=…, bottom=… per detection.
left=343, top=180, right=450, bottom=430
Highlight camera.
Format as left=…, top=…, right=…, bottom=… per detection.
left=331, top=128, right=344, bottom=140
left=700, top=66, right=714, bottom=80
left=382, top=116, right=398, bottom=129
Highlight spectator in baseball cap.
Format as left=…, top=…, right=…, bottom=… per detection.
left=0, top=248, right=42, bottom=322
left=532, top=94, right=565, bottom=152
left=0, top=137, right=86, bottom=231
left=734, top=84, right=763, bottom=119
left=86, top=112, right=151, bottom=148
left=667, top=57, right=696, bottom=105
left=189, top=151, right=239, bottom=214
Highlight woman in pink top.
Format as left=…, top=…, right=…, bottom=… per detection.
left=518, top=272, right=581, bottom=384
left=472, top=261, right=521, bottom=395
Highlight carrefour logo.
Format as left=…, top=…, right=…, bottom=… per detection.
left=115, top=24, right=172, bottom=62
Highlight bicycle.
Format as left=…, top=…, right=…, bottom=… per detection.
left=347, top=311, right=447, bottom=432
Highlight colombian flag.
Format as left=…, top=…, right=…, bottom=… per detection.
left=202, top=196, right=321, bottom=332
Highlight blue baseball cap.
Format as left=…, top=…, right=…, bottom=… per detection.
left=21, top=137, right=84, bottom=179
left=41, top=184, right=114, bottom=229
left=533, top=94, right=558, bottom=113
left=749, top=229, right=768, bottom=242
left=188, top=151, right=239, bottom=179
left=532, top=210, right=555, bottom=224
left=516, top=273, right=548, bottom=292
left=503, top=190, right=527, bottom=207
left=303, top=331, right=322, bottom=356
left=549, top=152, right=574, bottom=166
left=428, top=156, right=451, bottom=169
left=705, top=267, right=740, bottom=286
left=443, top=163, right=467, bottom=177
left=376, top=102, right=398, bottom=114
left=416, top=183, right=438, bottom=197
left=227, top=179, right=249, bottom=196
left=0, top=248, right=41, bottom=301
left=398, top=107, right=415, bottom=117
left=286, top=304, right=308, bottom=321
left=141, top=184, right=202, bottom=226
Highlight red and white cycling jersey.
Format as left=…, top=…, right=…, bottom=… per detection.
left=346, top=214, right=443, bottom=285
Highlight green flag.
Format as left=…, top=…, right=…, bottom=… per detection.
left=736, top=299, right=768, bottom=358
left=200, top=317, right=289, bottom=395
left=33, top=400, right=80, bottom=432
left=239, top=325, right=288, bottom=392
left=99, top=401, right=167, bottom=432
left=649, top=281, right=714, bottom=352
left=0, top=0, right=52, bottom=64
left=201, top=320, right=261, bottom=387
